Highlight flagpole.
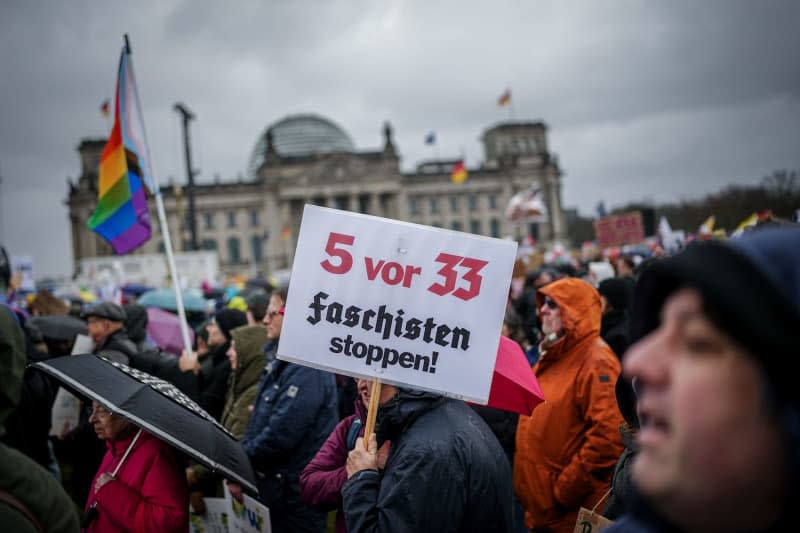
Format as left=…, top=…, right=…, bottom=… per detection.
left=124, top=34, right=195, bottom=360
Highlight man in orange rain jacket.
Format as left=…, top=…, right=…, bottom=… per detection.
left=514, top=277, right=624, bottom=532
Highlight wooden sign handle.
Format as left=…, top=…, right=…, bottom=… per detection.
left=363, top=378, right=382, bottom=450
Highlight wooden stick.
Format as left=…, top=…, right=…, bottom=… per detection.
left=363, top=378, right=382, bottom=449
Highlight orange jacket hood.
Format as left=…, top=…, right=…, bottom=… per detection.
left=538, top=277, right=602, bottom=349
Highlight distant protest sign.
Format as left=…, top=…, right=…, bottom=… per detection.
left=594, top=211, right=645, bottom=248
left=279, top=205, right=517, bottom=404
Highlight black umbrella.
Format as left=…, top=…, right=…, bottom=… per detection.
left=31, top=354, right=257, bottom=493
left=29, top=315, right=87, bottom=341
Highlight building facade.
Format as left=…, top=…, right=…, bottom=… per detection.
left=67, top=114, right=566, bottom=278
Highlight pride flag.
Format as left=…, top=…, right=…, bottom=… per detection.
left=87, top=45, right=154, bottom=254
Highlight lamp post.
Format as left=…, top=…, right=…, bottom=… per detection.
left=173, top=103, right=198, bottom=251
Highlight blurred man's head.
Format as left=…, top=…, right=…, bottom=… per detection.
left=625, top=226, right=800, bottom=531
left=82, top=302, right=126, bottom=344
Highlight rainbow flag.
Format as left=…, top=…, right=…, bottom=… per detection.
left=451, top=160, right=468, bottom=184
left=87, top=45, right=154, bottom=254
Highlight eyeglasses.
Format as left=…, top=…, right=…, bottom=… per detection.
left=90, top=404, right=112, bottom=418
left=541, top=297, right=558, bottom=310
left=266, top=307, right=285, bottom=320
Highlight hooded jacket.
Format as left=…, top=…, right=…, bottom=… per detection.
left=341, top=390, right=515, bottom=532
left=85, top=430, right=189, bottom=533
left=0, top=305, right=80, bottom=532
left=514, top=278, right=624, bottom=532
left=221, top=324, right=268, bottom=439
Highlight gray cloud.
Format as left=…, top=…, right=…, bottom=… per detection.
left=1, top=0, right=798, bottom=278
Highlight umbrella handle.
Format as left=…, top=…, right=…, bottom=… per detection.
left=82, top=429, right=142, bottom=530
left=112, top=428, right=143, bottom=477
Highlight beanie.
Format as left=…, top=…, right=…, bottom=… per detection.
left=213, top=309, right=247, bottom=343
left=598, top=277, right=635, bottom=312
left=630, top=226, right=800, bottom=406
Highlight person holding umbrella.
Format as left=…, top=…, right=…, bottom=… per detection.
left=83, top=400, right=188, bottom=532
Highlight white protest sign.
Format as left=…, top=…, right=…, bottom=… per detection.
left=278, top=205, right=517, bottom=404
left=224, top=483, right=271, bottom=533
left=50, top=334, right=95, bottom=436
left=190, top=497, right=229, bottom=533
left=10, top=255, right=35, bottom=292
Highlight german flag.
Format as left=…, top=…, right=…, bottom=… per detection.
left=497, top=89, right=511, bottom=107
left=451, top=160, right=468, bottom=185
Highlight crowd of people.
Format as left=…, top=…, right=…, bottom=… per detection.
left=0, top=221, right=799, bottom=532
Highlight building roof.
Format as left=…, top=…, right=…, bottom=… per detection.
left=248, top=114, right=355, bottom=177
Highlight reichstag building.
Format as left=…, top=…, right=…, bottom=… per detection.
left=67, top=114, right=566, bottom=276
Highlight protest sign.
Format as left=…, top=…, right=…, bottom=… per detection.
left=594, top=211, right=645, bottom=248
left=224, top=483, right=271, bottom=533
left=279, top=205, right=517, bottom=404
left=10, top=255, right=35, bottom=291
left=50, top=334, right=95, bottom=436
left=190, top=497, right=229, bottom=533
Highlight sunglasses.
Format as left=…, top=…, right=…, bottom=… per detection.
left=541, top=297, right=558, bottom=310
left=266, top=307, right=285, bottom=319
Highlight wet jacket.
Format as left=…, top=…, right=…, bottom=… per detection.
left=94, top=328, right=138, bottom=366
left=220, top=325, right=268, bottom=439
left=300, top=399, right=367, bottom=533
left=514, top=278, right=624, bottom=532
left=241, top=341, right=338, bottom=533
left=85, top=430, right=188, bottom=533
left=342, top=390, right=515, bottom=533
left=0, top=305, right=80, bottom=532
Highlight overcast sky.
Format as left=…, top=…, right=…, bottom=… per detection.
left=1, top=0, right=799, bottom=279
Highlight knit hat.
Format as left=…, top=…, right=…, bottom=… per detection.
left=213, top=309, right=247, bottom=343
left=630, top=226, right=800, bottom=406
left=598, top=277, right=635, bottom=312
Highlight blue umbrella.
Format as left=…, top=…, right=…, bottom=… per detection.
left=121, top=283, right=155, bottom=296
left=137, top=288, right=209, bottom=313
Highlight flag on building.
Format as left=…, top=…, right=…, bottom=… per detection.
left=497, top=89, right=511, bottom=107
left=87, top=45, right=154, bottom=255
left=424, top=131, right=436, bottom=145
left=451, top=160, right=468, bottom=184
left=100, top=99, right=110, bottom=118
left=281, top=224, right=291, bottom=241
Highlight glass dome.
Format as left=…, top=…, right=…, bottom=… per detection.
left=248, top=114, right=355, bottom=178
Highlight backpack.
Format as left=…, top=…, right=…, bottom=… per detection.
left=346, top=417, right=363, bottom=450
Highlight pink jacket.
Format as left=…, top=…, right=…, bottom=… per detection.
left=85, top=430, right=189, bottom=533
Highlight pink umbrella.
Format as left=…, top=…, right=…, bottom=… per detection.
left=486, top=335, right=545, bottom=416
left=146, top=307, right=195, bottom=356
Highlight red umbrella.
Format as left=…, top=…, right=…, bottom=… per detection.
left=146, top=307, right=195, bottom=356
left=486, top=335, right=545, bottom=416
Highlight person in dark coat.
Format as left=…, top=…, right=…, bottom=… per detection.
left=83, top=302, right=138, bottom=365
left=343, top=385, right=515, bottom=532
left=604, top=226, right=800, bottom=532
left=179, top=309, right=247, bottom=421
left=230, top=286, right=339, bottom=533
left=300, top=378, right=368, bottom=533
left=0, top=304, right=80, bottom=532
left=598, top=276, right=635, bottom=360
